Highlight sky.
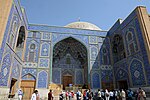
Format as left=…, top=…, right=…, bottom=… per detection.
left=20, top=0, right=150, bottom=30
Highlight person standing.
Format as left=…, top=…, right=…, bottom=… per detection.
left=76, top=90, right=81, bottom=100
left=105, top=89, right=110, bottom=100
left=68, top=91, right=72, bottom=100
left=66, top=91, right=69, bottom=100
left=59, top=91, right=64, bottom=100
left=138, top=88, right=146, bottom=100
left=142, top=90, right=146, bottom=100
left=31, top=90, right=38, bottom=100
left=97, top=89, right=101, bottom=100
left=109, top=91, right=114, bottom=100
left=127, top=89, right=133, bottom=100
left=48, top=89, right=54, bottom=100
left=121, top=89, right=126, bottom=100
left=18, top=89, right=23, bottom=100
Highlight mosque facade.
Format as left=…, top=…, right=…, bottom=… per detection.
left=0, top=0, right=150, bottom=99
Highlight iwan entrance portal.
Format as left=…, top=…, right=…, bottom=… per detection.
left=52, top=37, right=88, bottom=90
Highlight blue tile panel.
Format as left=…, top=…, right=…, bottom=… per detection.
left=22, top=68, right=37, bottom=80
left=37, top=71, right=48, bottom=88
left=39, top=58, right=49, bottom=68
left=101, top=70, right=113, bottom=82
left=11, top=58, right=21, bottom=80
left=40, top=42, right=50, bottom=57
left=91, top=61, right=99, bottom=69
left=130, top=59, right=146, bottom=86
left=52, top=69, right=61, bottom=84
left=100, top=38, right=111, bottom=65
left=28, top=25, right=107, bottom=37
left=134, top=18, right=150, bottom=85
left=92, top=72, right=100, bottom=89
left=0, top=53, right=11, bottom=86
left=24, top=38, right=40, bottom=62
left=42, top=32, right=51, bottom=40
left=90, top=45, right=98, bottom=60
left=76, top=70, right=83, bottom=84
left=115, top=68, right=128, bottom=81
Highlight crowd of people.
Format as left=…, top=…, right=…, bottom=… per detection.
left=17, top=87, right=147, bottom=100
left=57, top=88, right=147, bottom=100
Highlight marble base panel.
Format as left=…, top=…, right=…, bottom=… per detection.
left=0, top=87, right=9, bottom=100
left=36, top=88, right=49, bottom=99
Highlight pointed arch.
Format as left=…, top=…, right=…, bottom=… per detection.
left=22, top=73, right=36, bottom=80
left=126, top=31, right=133, bottom=42
left=125, top=27, right=139, bottom=55
left=129, top=58, right=146, bottom=86
left=53, top=36, right=88, bottom=49
left=52, top=36, right=88, bottom=87
left=0, top=53, right=11, bottom=86
left=53, top=37, right=88, bottom=66
left=16, top=26, right=25, bottom=48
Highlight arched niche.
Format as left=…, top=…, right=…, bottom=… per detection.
left=112, top=34, right=126, bottom=63
left=52, top=37, right=88, bottom=88
left=16, top=26, right=26, bottom=58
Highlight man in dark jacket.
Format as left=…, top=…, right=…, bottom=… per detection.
left=48, top=89, right=54, bottom=100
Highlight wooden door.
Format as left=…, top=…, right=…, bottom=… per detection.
left=21, top=80, right=35, bottom=100
left=63, top=76, right=72, bottom=90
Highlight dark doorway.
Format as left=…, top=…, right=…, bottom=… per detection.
left=62, top=75, right=73, bottom=90
left=118, top=80, right=128, bottom=90
left=8, top=78, right=17, bottom=98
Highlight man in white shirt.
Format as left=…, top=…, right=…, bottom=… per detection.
left=18, top=89, right=23, bottom=100
left=121, top=89, right=126, bottom=100
left=97, top=89, right=101, bottom=100
left=105, top=89, right=110, bottom=100
left=109, top=91, right=114, bottom=100
left=31, top=90, right=38, bottom=100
